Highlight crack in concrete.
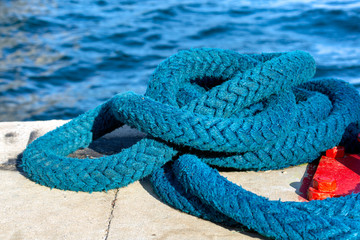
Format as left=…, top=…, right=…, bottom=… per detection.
left=104, top=189, right=119, bottom=240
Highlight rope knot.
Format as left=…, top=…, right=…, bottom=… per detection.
left=22, top=48, right=360, bottom=239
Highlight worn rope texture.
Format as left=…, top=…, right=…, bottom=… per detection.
left=22, top=48, right=360, bottom=239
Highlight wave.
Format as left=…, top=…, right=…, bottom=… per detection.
left=1, top=0, right=360, bottom=120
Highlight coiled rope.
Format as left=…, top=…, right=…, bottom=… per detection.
left=22, top=48, right=360, bottom=239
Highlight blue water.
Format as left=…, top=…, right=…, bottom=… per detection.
left=1, top=0, right=360, bottom=121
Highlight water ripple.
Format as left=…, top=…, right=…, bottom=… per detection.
left=1, top=0, right=360, bottom=121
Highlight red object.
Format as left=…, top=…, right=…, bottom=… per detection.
left=307, top=146, right=360, bottom=201
left=325, top=146, right=345, bottom=158
left=313, top=176, right=337, bottom=192
left=308, top=187, right=335, bottom=201
left=298, top=163, right=318, bottom=201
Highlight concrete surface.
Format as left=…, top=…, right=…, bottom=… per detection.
left=0, top=120, right=308, bottom=240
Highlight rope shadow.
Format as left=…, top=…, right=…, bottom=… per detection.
left=139, top=172, right=268, bottom=240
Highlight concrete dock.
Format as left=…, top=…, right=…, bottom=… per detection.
left=0, top=120, right=308, bottom=240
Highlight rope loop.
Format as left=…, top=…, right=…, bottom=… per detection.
left=22, top=48, right=360, bottom=239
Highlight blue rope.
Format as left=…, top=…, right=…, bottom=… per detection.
left=171, top=154, right=360, bottom=239
left=22, top=48, right=360, bottom=239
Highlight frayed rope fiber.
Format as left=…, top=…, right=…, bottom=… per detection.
left=22, top=48, right=360, bottom=239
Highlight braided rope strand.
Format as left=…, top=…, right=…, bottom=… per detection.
left=21, top=48, right=360, bottom=239
left=172, top=155, right=360, bottom=239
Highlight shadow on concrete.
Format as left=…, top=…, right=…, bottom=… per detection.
left=0, top=157, right=18, bottom=171
left=139, top=167, right=268, bottom=240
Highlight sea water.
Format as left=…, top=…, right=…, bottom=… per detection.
left=1, top=0, right=360, bottom=121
